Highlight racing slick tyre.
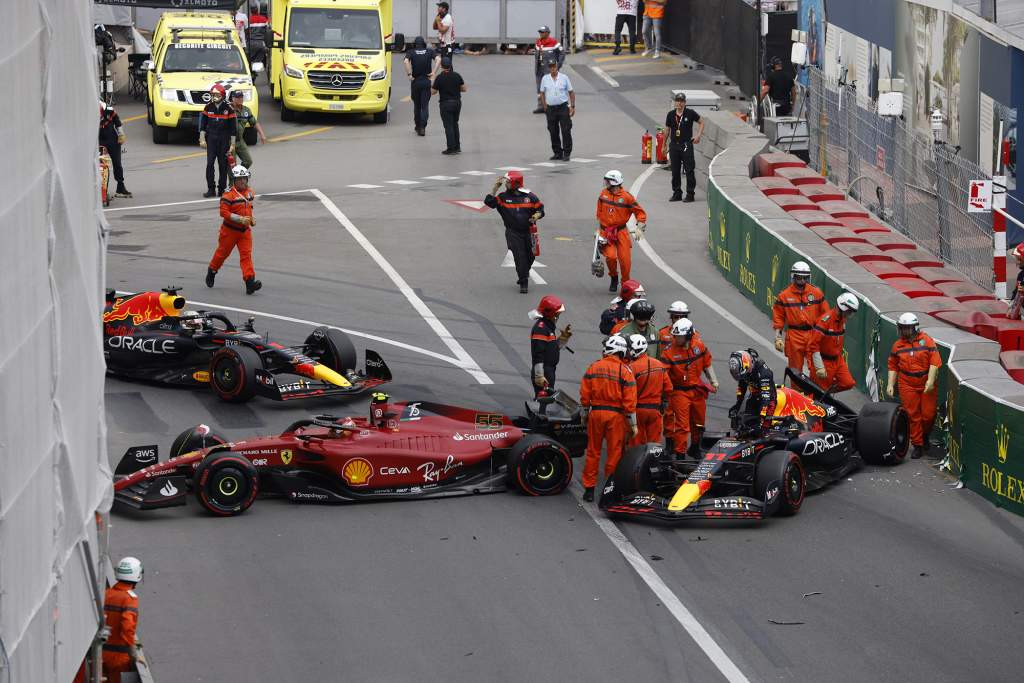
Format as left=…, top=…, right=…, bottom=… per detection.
left=193, top=452, right=259, bottom=516
left=856, top=401, right=910, bottom=466
left=506, top=435, right=573, bottom=496
left=611, top=444, right=664, bottom=498
left=209, top=345, right=262, bottom=403
left=170, top=425, right=228, bottom=459
left=305, top=327, right=357, bottom=373
left=755, top=449, right=805, bottom=517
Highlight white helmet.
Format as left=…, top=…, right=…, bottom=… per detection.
left=114, top=556, right=143, bottom=583
left=836, top=293, right=859, bottom=313
left=231, top=164, right=251, bottom=179
left=791, top=261, right=811, bottom=278
left=604, top=170, right=624, bottom=186
left=603, top=334, right=628, bottom=356
left=671, top=318, right=694, bottom=337
left=667, top=300, right=690, bottom=317
left=897, top=312, right=919, bottom=328
left=627, top=334, right=648, bottom=359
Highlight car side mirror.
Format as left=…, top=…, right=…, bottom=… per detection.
left=142, top=60, right=155, bottom=71
left=388, top=33, right=405, bottom=53
left=251, top=62, right=264, bottom=73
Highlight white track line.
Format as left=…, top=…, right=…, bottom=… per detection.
left=572, top=484, right=751, bottom=683
left=102, top=188, right=312, bottom=213
left=590, top=65, right=620, bottom=88
left=629, top=166, right=786, bottom=361
left=311, top=189, right=493, bottom=384
left=528, top=269, right=547, bottom=285
left=114, top=292, right=463, bottom=369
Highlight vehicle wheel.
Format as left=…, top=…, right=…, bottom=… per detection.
left=209, top=345, right=261, bottom=403
left=169, top=425, right=228, bottom=459
left=151, top=122, right=168, bottom=144
left=856, top=401, right=909, bottom=466
left=193, top=452, right=259, bottom=516
left=146, top=101, right=154, bottom=125
left=506, top=435, right=572, bottom=495
left=281, top=98, right=296, bottom=122
left=372, top=108, right=389, bottom=124
left=611, top=444, right=664, bottom=497
left=305, top=327, right=357, bottom=372
left=243, top=127, right=258, bottom=146
left=755, top=449, right=805, bottom=516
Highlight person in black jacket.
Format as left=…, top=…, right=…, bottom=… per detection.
left=598, top=279, right=645, bottom=335
left=665, top=92, right=704, bottom=202
left=484, top=171, right=544, bottom=293
left=530, top=295, right=572, bottom=396
left=99, top=101, right=131, bottom=198
left=728, top=348, right=777, bottom=435
left=198, top=83, right=236, bottom=198
left=404, top=36, right=440, bottom=136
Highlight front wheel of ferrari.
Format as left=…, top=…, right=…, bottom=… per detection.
left=506, top=435, right=573, bottom=496
left=194, top=452, right=259, bottom=516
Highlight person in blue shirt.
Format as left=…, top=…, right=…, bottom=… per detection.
left=537, top=61, right=575, bottom=161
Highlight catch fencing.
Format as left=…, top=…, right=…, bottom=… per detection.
left=804, top=68, right=995, bottom=291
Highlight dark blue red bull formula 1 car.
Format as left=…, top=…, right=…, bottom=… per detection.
left=599, top=370, right=909, bottom=523
left=103, top=288, right=389, bottom=402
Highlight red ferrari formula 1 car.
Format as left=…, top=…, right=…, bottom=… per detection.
left=113, top=392, right=587, bottom=516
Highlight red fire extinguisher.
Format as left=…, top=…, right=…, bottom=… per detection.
left=641, top=130, right=653, bottom=164
left=655, top=127, right=668, bottom=164
left=529, top=221, right=540, bottom=256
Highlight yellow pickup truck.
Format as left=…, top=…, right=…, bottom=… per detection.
left=145, top=11, right=263, bottom=144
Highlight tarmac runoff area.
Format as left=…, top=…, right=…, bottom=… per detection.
left=104, top=52, right=1024, bottom=681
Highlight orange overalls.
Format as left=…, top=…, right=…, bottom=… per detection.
left=889, top=333, right=942, bottom=447
left=657, top=325, right=702, bottom=359
left=628, top=354, right=672, bottom=445
left=209, top=185, right=256, bottom=280
left=596, top=187, right=646, bottom=283
left=806, top=310, right=855, bottom=392
left=662, top=338, right=711, bottom=455
left=580, top=355, right=638, bottom=488
left=102, top=581, right=139, bottom=683
left=773, top=283, right=828, bottom=375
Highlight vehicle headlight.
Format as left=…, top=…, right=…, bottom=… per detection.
left=283, top=64, right=303, bottom=79
left=160, top=88, right=179, bottom=101
left=369, top=68, right=387, bottom=81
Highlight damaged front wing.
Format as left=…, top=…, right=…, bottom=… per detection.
left=599, top=491, right=766, bottom=522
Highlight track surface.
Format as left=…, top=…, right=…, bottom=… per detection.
left=105, top=53, right=1024, bottom=682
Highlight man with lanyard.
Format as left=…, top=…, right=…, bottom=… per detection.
left=433, top=2, right=455, bottom=62
left=198, top=83, right=236, bottom=198
left=532, top=26, right=564, bottom=114
left=886, top=313, right=942, bottom=459
left=538, top=60, right=575, bottom=161
left=484, top=171, right=544, bottom=293
left=665, top=92, right=704, bottom=202
left=229, top=89, right=266, bottom=169
left=99, top=101, right=131, bottom=198
left=612, top=0, right=638, bottom=55
left=404, top=36, right=440, bottom=136
left=596, top=169, right=646, bottom=291
left=206, top=165, right=262, bottom=294
left=529, top=295, right=572, bottom=395
left=761, top=56, right=796, bottom=116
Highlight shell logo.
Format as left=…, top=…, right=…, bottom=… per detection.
left=342, top=457, right=373, bottom=486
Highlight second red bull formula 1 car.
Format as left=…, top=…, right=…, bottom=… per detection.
left=113, top=392, right=587, bottom=516
left=103, top=288, right=389, bottom=403
left=599, top=370, right=909, bottom=523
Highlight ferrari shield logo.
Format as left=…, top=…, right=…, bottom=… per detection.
left=281, top=449, right=293, bottom=465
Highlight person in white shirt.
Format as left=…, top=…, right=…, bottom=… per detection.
left=433, top=2, right=455, bottom=62
left=234, top=8, right=248, bottom=48
left=538, top=61, right=575, bottom=161
left=613, top=0, right=638, bottom=55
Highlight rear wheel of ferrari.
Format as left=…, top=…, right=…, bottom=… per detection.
left=857, top=401, right=910, bottom=466
left=755, top=450, right=804, bottom=516
left=169, top=425, right=228, bottom=459
left=194, top=453, right=259, bottom=516
left=305, top=327, right=357, bottom=373
left=209, top=346, right=261, bottom=403
left=506, top=435, right=572, bottom=495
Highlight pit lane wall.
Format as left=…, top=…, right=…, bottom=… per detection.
left=2, top=1, right=110, bottom=680
left=698, top=111, right=1024, bottom=517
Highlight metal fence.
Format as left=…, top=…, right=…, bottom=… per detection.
left=804, top=68, right=994, bottom=291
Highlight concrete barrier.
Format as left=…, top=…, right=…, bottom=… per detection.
left=703, top=113, right=1024, bottom=517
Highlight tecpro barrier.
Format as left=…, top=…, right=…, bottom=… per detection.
left=701, top=112, right=1024, bottom=517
